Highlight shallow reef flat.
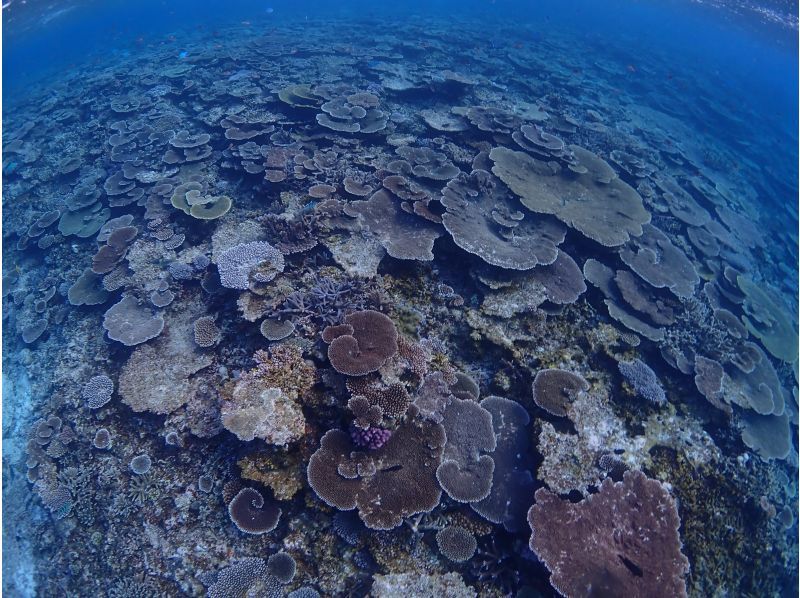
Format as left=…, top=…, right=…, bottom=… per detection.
left=2, top=15, right=798, bottom=598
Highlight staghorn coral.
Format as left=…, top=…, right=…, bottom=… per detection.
left=276, top=275, right=377, bottom=326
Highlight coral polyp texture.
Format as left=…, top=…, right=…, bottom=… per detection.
left=322, top=310, right=399, bottom=376
left=227, top=487, right=282, bottom=535
left=81, top=374, right=114, bottom=409
left=528, top=470, right=691, bottom=598
left=2, top=6, right=797, bottom=598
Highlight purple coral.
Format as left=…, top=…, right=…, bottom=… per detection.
left=350, top=424, right=392, bottom=450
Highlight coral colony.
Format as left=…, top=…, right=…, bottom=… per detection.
left=2, top=14, right=797, bottom=598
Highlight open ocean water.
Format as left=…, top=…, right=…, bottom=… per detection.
left=2, top=1, right=798, bottom=596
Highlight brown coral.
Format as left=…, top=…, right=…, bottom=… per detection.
left=307, top=418, right=446, bottom=530
left=528, top=469, right=690, bottom=598
left=323, top=310, right=399, bottom=376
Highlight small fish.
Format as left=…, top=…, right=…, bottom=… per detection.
left=266, top=7, right=274, bottom=14
left=179, top=51, right=188, bottom=59
left=626, top=64, right=637, bottom=73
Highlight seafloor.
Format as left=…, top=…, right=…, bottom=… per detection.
left=2, top=16, right=798, bottom=598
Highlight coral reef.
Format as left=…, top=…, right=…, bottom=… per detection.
left=2, top=10, right=796, bottom=598
left=528, top=469, right=690, bottom=597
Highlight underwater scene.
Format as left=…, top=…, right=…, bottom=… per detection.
left=2, top=0, right=798, bottom=596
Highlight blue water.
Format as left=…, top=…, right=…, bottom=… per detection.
left=3, top=1, right=798, bottom=596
